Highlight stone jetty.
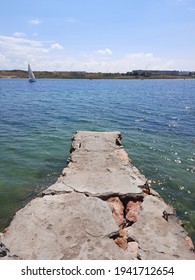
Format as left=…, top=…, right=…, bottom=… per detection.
left=0, top=131, right=195, bottom=260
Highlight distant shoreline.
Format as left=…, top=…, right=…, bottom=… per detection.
left=0, top=70, right=195, bottom=80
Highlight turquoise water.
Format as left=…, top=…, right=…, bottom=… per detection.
left=0, top=78, right=194, bottom=241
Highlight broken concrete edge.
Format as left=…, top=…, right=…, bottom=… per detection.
left=39, top=188, right=195, bottom=253
left=0, top=130, right=194, bottom=259
left=43, top=130, right=195, bottom=253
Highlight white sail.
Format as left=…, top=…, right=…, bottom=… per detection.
left=28, top=63, right=36, bottom=82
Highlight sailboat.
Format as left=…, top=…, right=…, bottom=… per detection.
left=28, top=63, right=36, bottom=82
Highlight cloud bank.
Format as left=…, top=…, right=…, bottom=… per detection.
left=0, top=35, right=193, bottom=72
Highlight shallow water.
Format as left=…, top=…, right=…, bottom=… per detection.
left=0, top=78, right=194, bottom=241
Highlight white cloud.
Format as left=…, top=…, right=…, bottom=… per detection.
left=96, top=48, right=112, bottom=55
left=51, top=43, right=64, bottom=50
left=0, top=35, right=50, bottom=70
left=29, top=19, right=41, bottom=25
left=13, top=32, right=26, bottom=37
left=0, top=35, right=194, bottom=72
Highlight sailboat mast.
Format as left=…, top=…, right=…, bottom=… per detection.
left=28, top=63, right=36, bottom=82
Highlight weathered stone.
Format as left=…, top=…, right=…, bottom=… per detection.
left=107, top=197, right=124, bottom=229
left=185, top=236, right=195, bottom=250
left=115, top=237, right=128, bottom=250
left=127, top=195, right=195, bottom=259
left=127, top=241, right=139, bottom=259
left=114, top=229, right=128, bottom=250
left=48, top=131, right=146, bottom=197
left=42, top=181, right=73, bottom=196
left=1, top=192, right=132, bottom=259
left=126, top=200, right=142, bottom=223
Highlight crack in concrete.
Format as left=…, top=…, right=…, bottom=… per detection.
left=41, top=182, right=145, bottom=201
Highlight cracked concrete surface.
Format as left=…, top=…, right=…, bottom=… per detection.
left=0, top=131, right=195, bottom=259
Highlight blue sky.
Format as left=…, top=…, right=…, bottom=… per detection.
left=0, top=0, right=195, bottom=72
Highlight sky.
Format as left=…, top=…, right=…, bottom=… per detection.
left=0, top=0, right=195, bottom=72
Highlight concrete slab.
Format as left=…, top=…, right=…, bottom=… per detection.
left=0, top=131, right=194, bottom=260
left=127, top=195, right=195, bottom=259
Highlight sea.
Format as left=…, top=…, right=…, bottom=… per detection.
left=0, top=78, right=194, bottom=243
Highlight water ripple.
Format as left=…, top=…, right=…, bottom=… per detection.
left=0, top=78, right=195, bottom=241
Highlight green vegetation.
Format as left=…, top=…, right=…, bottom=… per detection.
left=0, top=70, right=195, bottom=79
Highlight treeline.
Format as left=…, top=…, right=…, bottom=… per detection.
left=0, top=70, right=195, bottom=79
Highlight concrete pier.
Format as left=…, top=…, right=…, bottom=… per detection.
left=0, top=131, right=195, bottom=259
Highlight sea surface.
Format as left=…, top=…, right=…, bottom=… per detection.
left=0, top=78, right=194, bottom=242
